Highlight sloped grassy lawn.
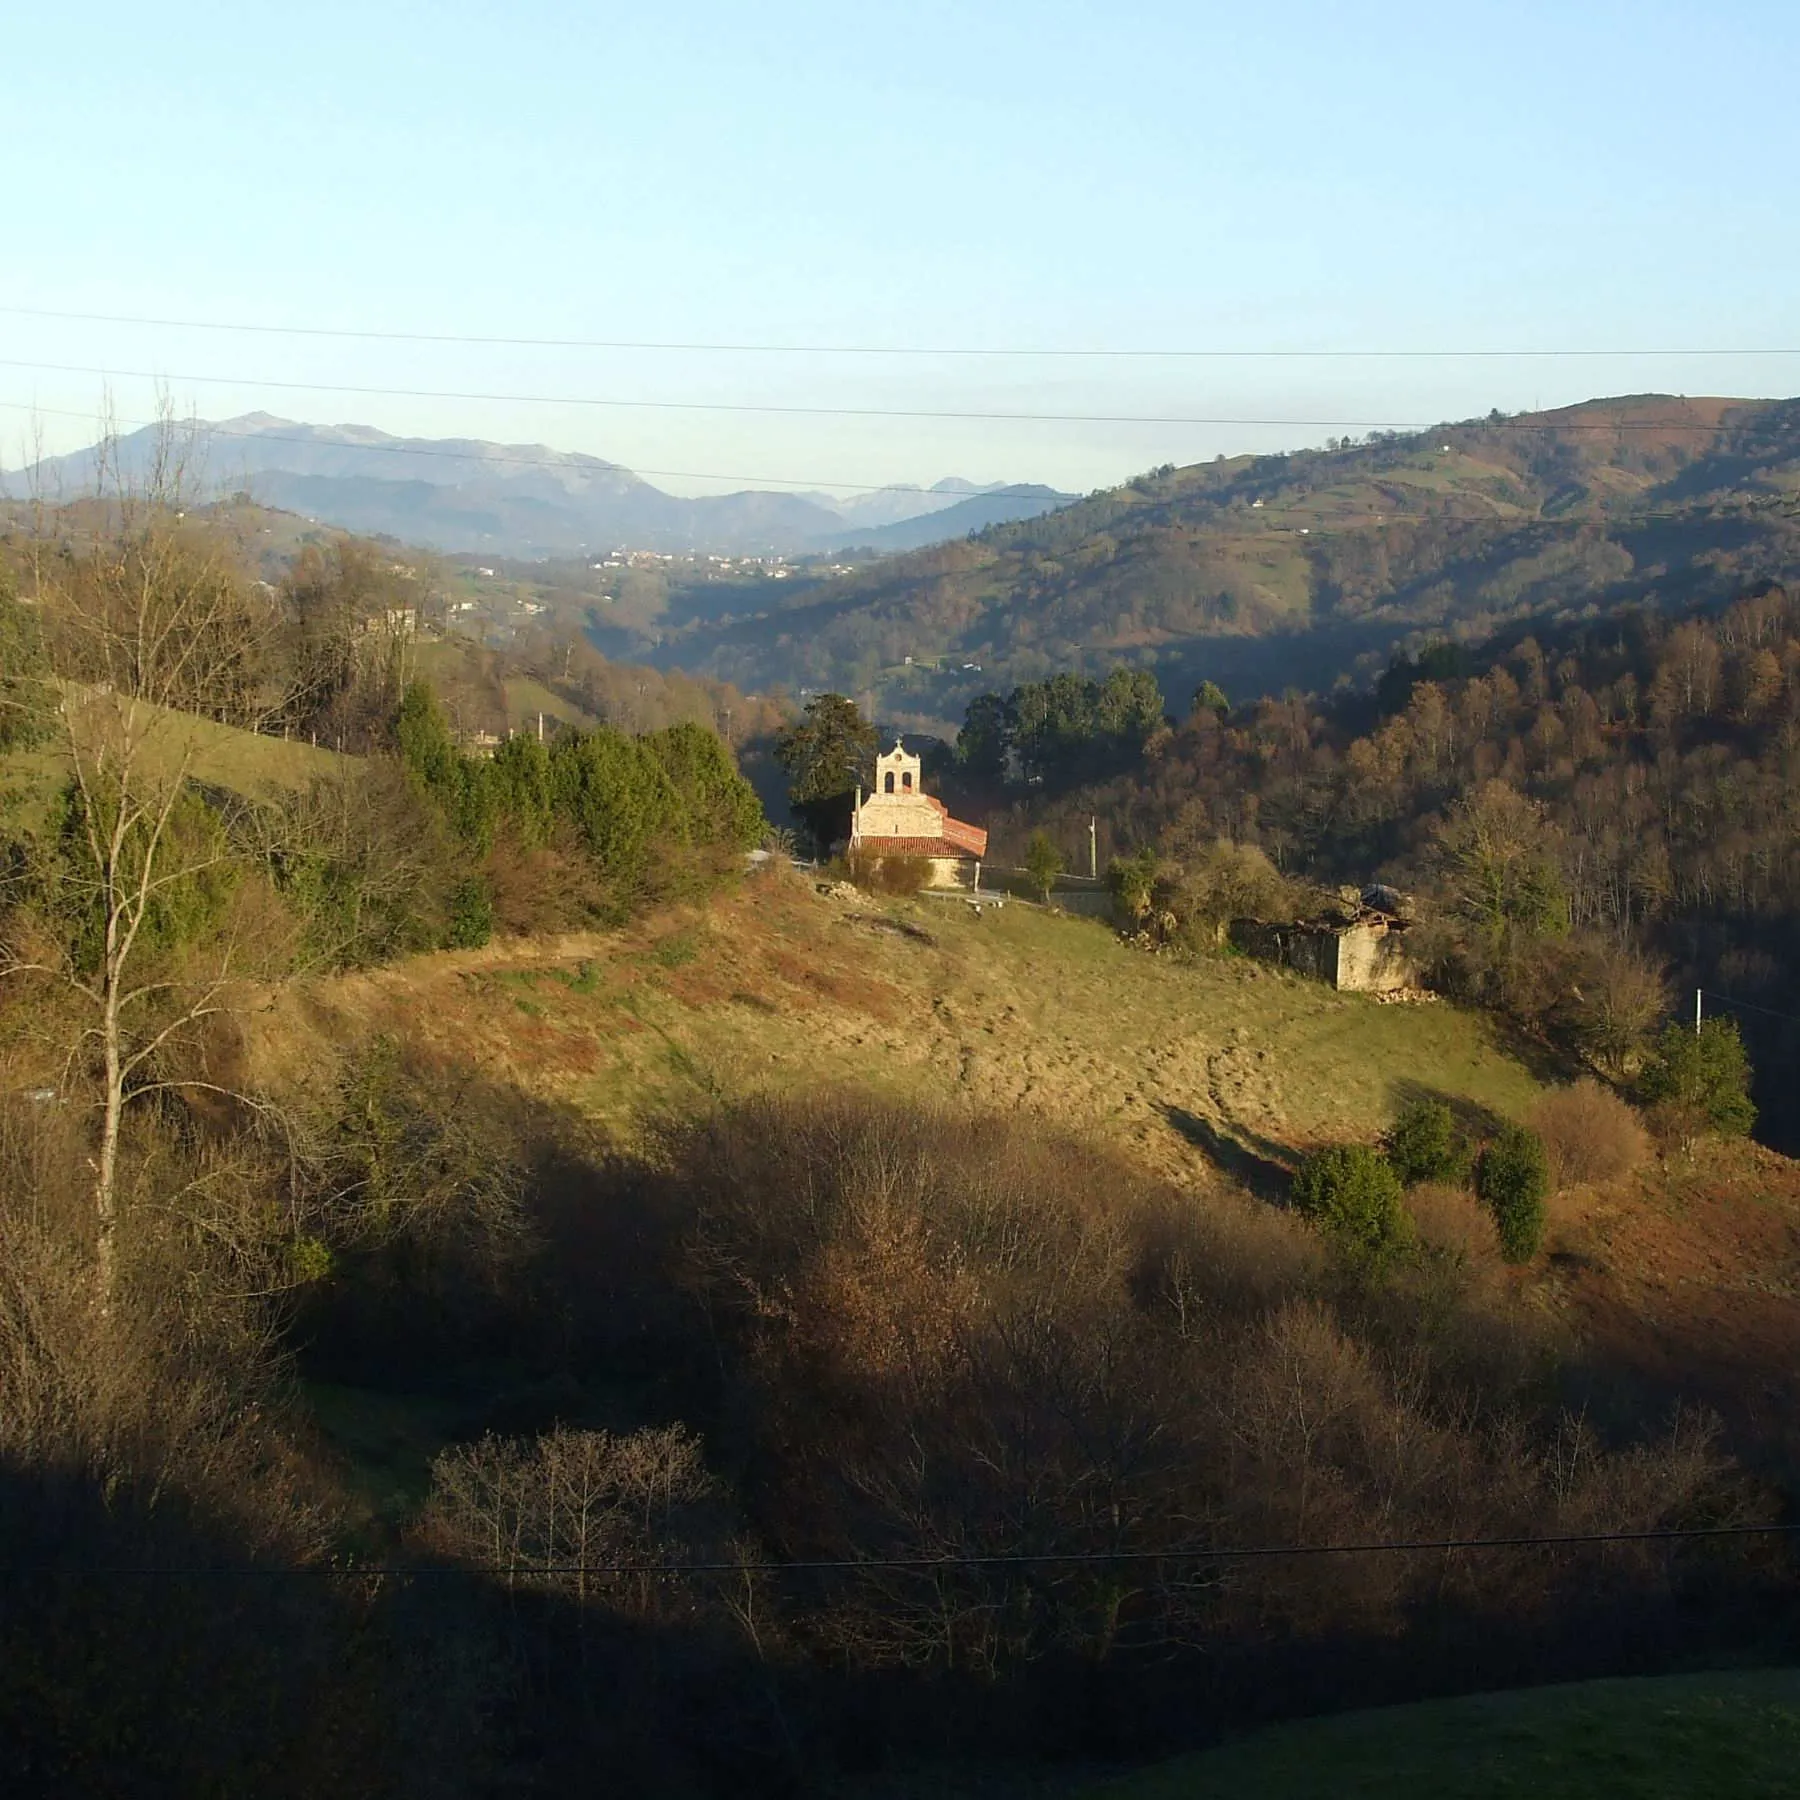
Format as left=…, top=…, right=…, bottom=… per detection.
left=1087, top=1670, right=1800, bottom=1800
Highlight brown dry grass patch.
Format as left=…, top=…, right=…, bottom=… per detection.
left=1532, top=1078, right=1651, bottom=1191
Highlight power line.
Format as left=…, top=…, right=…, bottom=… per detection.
left=11, top=1520, right=1795, bottom=1580
left=0, top=357, right=1765, bottom=432
left=1702, top=990, right=1800, bottom=1027
left=6, top=303, right=1800, bottom=362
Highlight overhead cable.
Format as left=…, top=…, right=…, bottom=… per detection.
left=0, top=357, right=1761, bottom=432
left=11, top=1519, right=1794, bottom=1581
left=4, top=302, right=1798, bottom=361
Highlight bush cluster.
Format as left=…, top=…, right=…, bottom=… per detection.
left=1384, top=1098, right=1472, bottom=1187
left=1478, top=1125, right=1550, bottom=1264
left=1304, top=1101, right=1559, bottom=1272
left=1531, top=1078, right=1650, bottom=1189
left=1638, top=1017, right=1757, bottom=1140
left=392, top=684, right=764, bottom=944
left=846, top=846, right=932, bottom=896
left=1291, top=1142, right=1412, bottom=1268
left=227, top=682, right=762, bottom=970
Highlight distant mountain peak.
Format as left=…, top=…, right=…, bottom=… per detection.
left=3, top=416, right=1066, bottom=559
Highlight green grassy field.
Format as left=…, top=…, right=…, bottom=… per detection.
left=501, top=675, right=595, bottom=733
left=1, top=700, right=347, bottom=830
left=1086, top=1671, right=1800, bottom=1800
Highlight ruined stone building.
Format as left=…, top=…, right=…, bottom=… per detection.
left=850, top=740, right=989, bottom=888
left=1232, top=888, right=1420, bottom=993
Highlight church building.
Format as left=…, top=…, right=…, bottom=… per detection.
left=849, top=740, right=989, bottom=888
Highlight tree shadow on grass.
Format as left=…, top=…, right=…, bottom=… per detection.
left=1388, top=1077, right=1512, bottom=1144
left=1156, top=1103, right=1296, bottom=1204
left=1483, top=1014, right=1582, bottom=1089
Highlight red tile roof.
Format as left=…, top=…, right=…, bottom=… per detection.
left=855, top=835, right=986, bottom=860
left=940, top=815, right=989, bottom=856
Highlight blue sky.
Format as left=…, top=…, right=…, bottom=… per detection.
left=7, top=0, right=1798, bottom=495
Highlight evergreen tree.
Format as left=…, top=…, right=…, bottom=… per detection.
left=550, top=728, right=679, bottom=904
left=1024, top=830, right=1063, bottom=901
left=1291, top=1144, right=1411, bottom=1268
left=1192, top=680, right=1230, bottom=720
left=642, top=720, right=764, bottom=851
left=1478, top=1125, right=1549, bottom=1264
left=1385, top=1099, right=1470, bottom=1187
left=1639, top=1018, right=1757, bottom=1138
left=956, top=693, right=1012, bottom=781
left=773, top=694, right=877, bottom=848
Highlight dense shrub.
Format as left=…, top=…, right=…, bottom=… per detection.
left=1638, top=1018, right=1757, bottom=1139
left=0, top=588, right=51, bottom=750
left=446, top=877, right=494, bottom=948
left=1290, top=1143, right=1412, bottom=1267
left=52, top=782, right=240, bottom=971
left=0, top=1101, right=474, bottom=1796
left=1107, top=846, right=1158, bottom=922
left=671, top=1094, right=1732, bottom=1688
left=1405, top=1179, right=1500, bottom=1265
left=1478, top=1125, right=1550, bottom=1264
left=1531, top=1078, right=1650, bottom=1189
left=381, top=682, right=765, bottom=941
left=292, top=1039, right=535, bottom=1372
left=1384, top=1098, right=1471, bottom=1187
left=1164, top=838, right=1293, bottom=946
left=847, top=846, right=931, bottom=896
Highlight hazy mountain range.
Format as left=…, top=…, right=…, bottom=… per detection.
left=2, top=414, right=1073, bottom=558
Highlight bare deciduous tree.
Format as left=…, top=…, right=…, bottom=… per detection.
left=0, top=406, right=279, bottom=1299
left=425, top=1424, right=720, bottom=1617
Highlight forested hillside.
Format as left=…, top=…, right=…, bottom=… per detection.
left=966, top=578, right=1800, bottom=1146
left=655, top=395, right=1800, bottom=722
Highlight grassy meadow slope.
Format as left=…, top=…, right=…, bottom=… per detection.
left=251, top=874, right=1540, bottom=1180
left=250, top=872, right=1800, bottom=1460
left=652, top=395, right=1800, bottom=716
left=1086, top=1669, right=1800, bottom=1800
left=0, top=696, right=347, bottom=831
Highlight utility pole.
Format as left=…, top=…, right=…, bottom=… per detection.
left=1090, top=815, right=1098, bottom=881
left=538, top=710, right=545, bottom=743
left=1695, top=988, right=1703, bottom=1037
